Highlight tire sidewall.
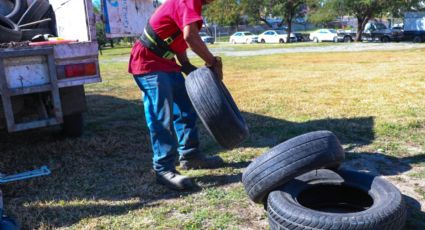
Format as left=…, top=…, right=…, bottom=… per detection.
left=268, top=169, right=406, bottom=230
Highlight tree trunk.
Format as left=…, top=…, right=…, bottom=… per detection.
left=287, top=17, right=293, bottom=43
left=355, top=16, right=370, bottom=42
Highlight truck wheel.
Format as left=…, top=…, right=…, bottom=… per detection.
left=0, top=14, right=22, bottom=42
left=185, top=67, right=249, bottom=149
left=62, top=113, right=84, bottom=138
left=381, top=36, right=390, bottom=43
left=267, top=169, right=407, bottom=230
left=344, top=36, right=352, bottom=42
left=242, top=131, right=345, bottom=204
left=413, top=36, right=422, bottom=43
left=17, top=0, right=50, bottom=27
left=6, top=0, right=27, bottom=23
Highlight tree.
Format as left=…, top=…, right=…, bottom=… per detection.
left=270, top=0, right=309, bottom=43
left=204, top=0, right=242, bottom=28
left=316, top=0, right=424, bottom=42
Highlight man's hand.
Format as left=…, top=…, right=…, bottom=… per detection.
left=207, top=56, right=223, bottom=81
left=181, top=62, right=197, bottom=75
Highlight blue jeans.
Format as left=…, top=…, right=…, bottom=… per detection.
left=134, top=71, right=200, bottom=172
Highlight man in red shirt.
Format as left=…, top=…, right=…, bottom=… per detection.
left=129, top=0, right=223, bottom=190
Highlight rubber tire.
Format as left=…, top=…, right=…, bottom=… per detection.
left=0, top=14, right=21, bottom=42
left=21, top=27, right=51, bottom=40
left=62, top=113, right=84, bottom=138
left=17, top=0, right=50, bottom=27
left=242, top=130, right=345, bottom=204
left=267, top=169, right=407, bottom=230
left=5, top=0, right=27, bottom=23
left=344, top=36, right=352, bottom=43
left=185, top=67, right=249, bottom=149
left=381, top=36, right=390, bottom=43
left=261, top=39, right=265, bottom=43
left=413, top=36, right=422, bottom=43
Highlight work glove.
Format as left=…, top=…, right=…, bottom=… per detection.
left=181, top=62, right=197, bottom=76
left=207, top=56, right=223, bottom=81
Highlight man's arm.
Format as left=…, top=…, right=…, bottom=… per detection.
left=183, top=22, right=222, bottom=80
left=176, top=51, right=197, bottom=75
left=183, top=22, right=215, bottom=66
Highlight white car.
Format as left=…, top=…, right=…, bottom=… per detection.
left=258, top=30, right=297, bottom=43
left=309, top=29, right=339, bottom=42
left=229, top=31, right=258, bottom=44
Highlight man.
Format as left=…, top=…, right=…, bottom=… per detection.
left=128, top=0, right=223, bottom=190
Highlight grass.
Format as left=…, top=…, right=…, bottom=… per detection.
left=0, top=44, right=424, bottom=229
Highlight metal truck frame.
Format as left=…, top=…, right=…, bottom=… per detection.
left=0, top=0, right=101, bottom=137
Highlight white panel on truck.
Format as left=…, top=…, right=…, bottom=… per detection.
left=404, top=12, right=425, bottom=32
left=50, top=0, right=90, bottom=41
left=103, top=0, right=155, bottom=38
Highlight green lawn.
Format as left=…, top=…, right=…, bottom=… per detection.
left=0, top=44, right=424, bottom=229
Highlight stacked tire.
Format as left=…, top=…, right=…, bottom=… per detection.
left=0, top=0, right=55, bottom=43
left=242, top=131, right=407, bottom=230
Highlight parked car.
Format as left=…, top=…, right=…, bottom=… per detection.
left=258, top=30, right=297, bottom=43
left=338, top=22, right=404, bottom=43
left=362, top=22, right=403, bottom=42
left=309, top=29, right=339, bottom=42
left=229, top=31, right=258, bottom=44
left=199, top=32, right=215, bottom=44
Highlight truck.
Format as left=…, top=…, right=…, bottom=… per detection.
left=403, top=12, right=425, bottom=43
left=337, top=21, right=403, bottom=42
left=0, top=0, right=155, bottom=137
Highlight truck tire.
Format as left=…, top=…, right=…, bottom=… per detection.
left=5, top=0, right=27, bottom=23
left=242, top=131, right=345, bottom=204
left=62, top=113, right=84, bottom=138
left=0, top=14, right=21, bottom=42
left=344, top=36, right=352, bottom=43
left=17, top=0, right=50, bottom=27
left=381, top=36, right=390, bottom=43
left=413, top=36, right=422, bottom=43
left=21, top=27, right=51, bottom=40
left=267, top=169, right=407, bottom=230
left=185, top=67, right=249, bottom=149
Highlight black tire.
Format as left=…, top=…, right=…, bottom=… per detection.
left=344, top=36, right=352, bottom=43
left=185, top=67, right=249, bottom=149
left=242, top=131, right=345, bottom=204
left=21, top=27, right=51, bottom=40
left=267, top=169, right=407, bottom=230
left=279, top=39, right=284, bottom=43
left=62, top=113, right=84, bottom=138
left=5, top=0, right=27, bottom=23
left=0, top=14, right=21, bottom=42
left=413, top=36, right=422, bottom=43
left=17, top=0, right=50, bottom=27
left=261, top=39, right=265, bottom=43
left=381, top=36, right=390, bottom=43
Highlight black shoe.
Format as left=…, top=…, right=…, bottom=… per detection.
left=155, top=170, right=197, bottom=190
left=180, top=155, right=224, bottom=170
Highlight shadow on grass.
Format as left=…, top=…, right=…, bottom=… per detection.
left=0, top=94, right=420, bottom=228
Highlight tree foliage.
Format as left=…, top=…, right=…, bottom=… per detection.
left=204, top=0, right=242, bottom=27
left=312, top=0, right=425, bottom=41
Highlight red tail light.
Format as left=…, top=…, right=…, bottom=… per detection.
left=65, top=63, right=97, bottom=78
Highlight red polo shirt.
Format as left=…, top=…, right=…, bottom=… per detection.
left=128, top=0, right=203, bottom=75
